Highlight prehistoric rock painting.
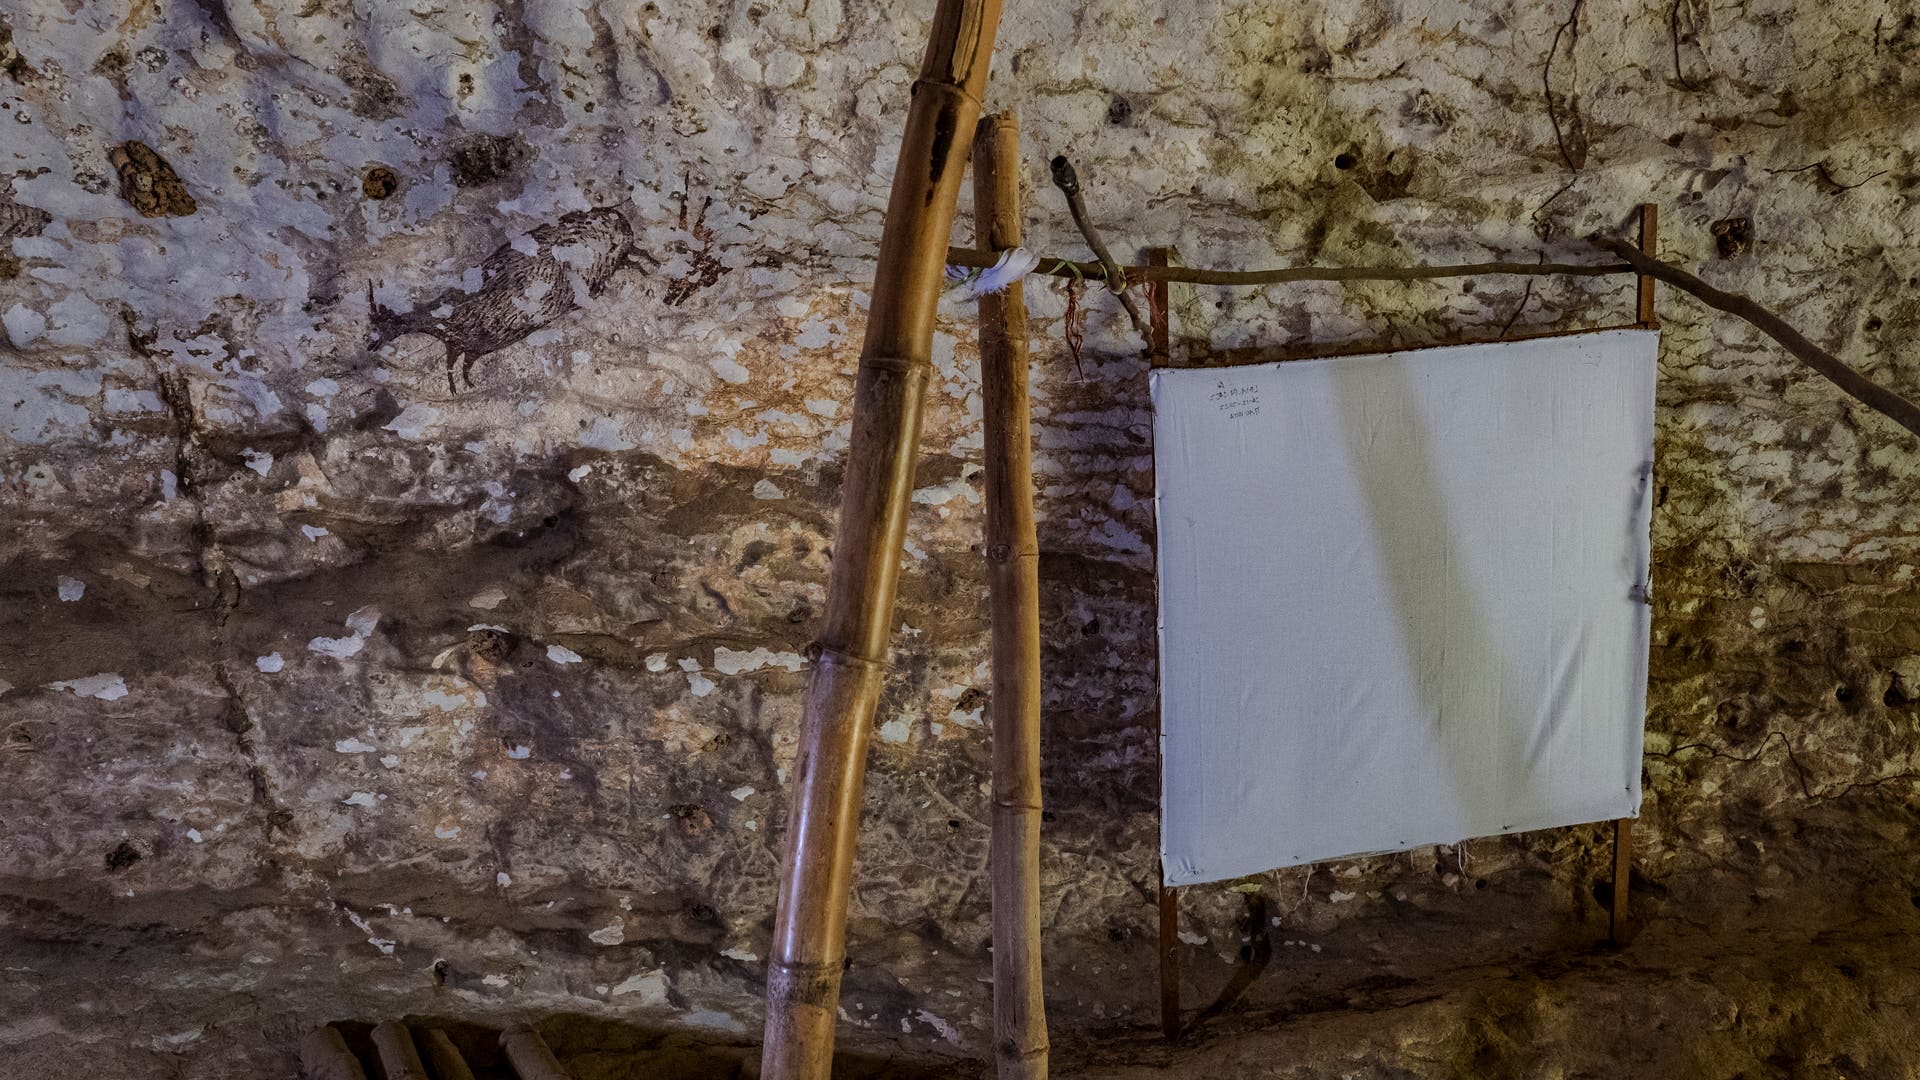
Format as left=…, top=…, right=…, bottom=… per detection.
left=368, top=207, right=655, bottom=391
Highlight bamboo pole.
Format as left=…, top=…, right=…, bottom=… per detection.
left=370, top=1022, right=430, bottom=1080
left=298, top=1026, right=368, bottom=1080
left=973, top=111, right=1049, bottom=1080
left=498, top=1024, right=570, bottom=1080
left=419, top=1030, right=478, bottom=1080
left=761, top=2, right=1005, bottom=1078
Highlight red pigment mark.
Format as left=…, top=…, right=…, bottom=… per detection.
left=665, top=178, right=732, bottom=307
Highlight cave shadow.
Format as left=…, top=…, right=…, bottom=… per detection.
left=1187, top=890, right=1274, bottom=1031
left=324, top=1012, right=963, bottom=1079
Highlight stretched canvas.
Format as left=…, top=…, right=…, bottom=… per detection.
left=1153, top=329, right=1658, bottom=887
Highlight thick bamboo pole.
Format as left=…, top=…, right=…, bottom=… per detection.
left=370, top=1022, right=430, bottom=1080
left=498, top=1024, right=569, bottom=1080
left=419, top=1030, right=478, bottom=1080
left=973, top=112, right=1049, bottom=1080
left=298, top=1027, right=368, bottom=1080
left=761, top=2, right=1004, bottom=1078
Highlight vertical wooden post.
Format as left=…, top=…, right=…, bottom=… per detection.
left=1609, top=818, right=1633, bottom=945
left=974, top=111, right=1049, bottom=1080
left=1635, top=203, right=1659, bottom=329
left=1612, top=201, right=1656, bottom=948
left=761, top=3, right=1004, bottom=1078
left=1146, top=247, right=1180, bottom=1041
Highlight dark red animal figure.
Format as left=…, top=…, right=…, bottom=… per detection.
left=369, top=207, right=656, bottom=392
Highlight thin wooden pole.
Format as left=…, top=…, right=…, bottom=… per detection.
left=1635, top=203, right=1659, bottom=328
left=1609, top=818, right=1634, bottom=945
left=944, top=246, right=1634, bottom=285
left=761, top=3, right=1004, bottom=1078
left=974, top=111, right=1049, bottom=1080
left=298, top=1027, right=368, bottom=1080
left=1146, top=247, right=1181, bottom=1042
left=1608, top=202, right=1655, bottom=949
left=1594, top=235, right=1920, bottom=439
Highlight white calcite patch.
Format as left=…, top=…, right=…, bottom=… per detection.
left=610, top=970, right=670, bottom=1006
left=468, top=587, right=508, bottom=610
left=56, top=576, right=84, bottom=602
left=383, top=404, right=442, bottom=441
left=679, top=658, right=716, bottom=697
left=308, top=606, right=380, bottom=660
left=48, top=673, right=128, bottom=701
left=712, top=646, right=807, bottom=675
left=546, top=644, right=583, bottom=664
left=255, top=653, right=285, bottom=674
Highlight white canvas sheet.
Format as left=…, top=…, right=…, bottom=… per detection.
left=1153, top=329, right=1657, bottom=887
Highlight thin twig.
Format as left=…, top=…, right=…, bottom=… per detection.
left=1048, top=155, right=1151, bottom=343
left=1594, top=235, right=1920, bottom=439
left=1500, top=279, right=1537, bottom=336
left=945, top=245, right=1634, bottom=286
left=1544, top=0, right=1588, bottom=172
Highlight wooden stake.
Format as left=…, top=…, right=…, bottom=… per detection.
left=1604, top=203, right=1655, bottom=950
left=370, top=1022, right=430, bottom=1080
left=499, top=1024, right=570, bottom=1080
left=298, top=1026, right=368, bottom=1080
left=1158, top=882, right=1181, bottom=1040
left=1609, top=818, right=1634, bottom=945
left=974, top=111, right=1049, bottom=1080
left=419, top=1030, right=477, bottom=1080
left=1635, top=203, right=1659, bottom=328
left=761, top=3, right=1004, bottom=1078
left=1146, top=247, right=1181, bottom=1042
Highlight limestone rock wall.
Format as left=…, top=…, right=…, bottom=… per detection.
left=3, top=0, right=1919, bottom=1075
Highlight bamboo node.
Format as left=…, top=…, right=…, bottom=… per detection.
left=767, top=959, right=845, bottom=1007
left=860, top=354, right=932, bottom=375
left=909, top=76, right=985, bottom=109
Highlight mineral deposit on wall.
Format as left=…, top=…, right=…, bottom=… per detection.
left=3, top=1, right=1920, bottom=1076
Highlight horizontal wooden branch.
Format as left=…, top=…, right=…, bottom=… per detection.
left=945, top=237, right=1920, bottom=441
left=1594, top=236, right=1920, bottom=439
left=943, top=245, right=1635, bottom=286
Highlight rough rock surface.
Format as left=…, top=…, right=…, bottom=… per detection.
left=3, top=0, right=1919, bottom=1076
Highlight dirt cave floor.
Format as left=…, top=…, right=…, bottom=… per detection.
left=4, top=862, right=1917, bottom=1080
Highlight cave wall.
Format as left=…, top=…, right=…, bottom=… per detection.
left=3, top=0, right=1920, bottom=1075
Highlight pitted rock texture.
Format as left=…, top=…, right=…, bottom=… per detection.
left=3, top=0, right=1920, bottom=1077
